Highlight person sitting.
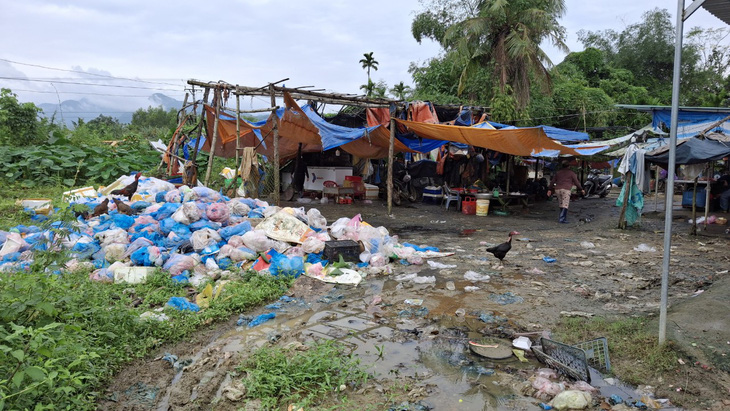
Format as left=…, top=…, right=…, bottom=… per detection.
left=718, top=174, right=730, bottom=212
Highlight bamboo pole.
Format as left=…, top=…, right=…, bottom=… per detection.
left=270, top=84, right=280, bottom=206
left=188, top=88, right=210, bottom=186
left=387, top=117, right=395, bottom=215
left=160, top=92, right=189, bottom=174
left=505, top=155, right=511, bottom=194
left=204, top=88, right=221, bottom=186
left=235, top=91, right=241, bottom=179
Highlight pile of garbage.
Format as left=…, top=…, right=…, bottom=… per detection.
left=0, top=174, right=447, bottom=291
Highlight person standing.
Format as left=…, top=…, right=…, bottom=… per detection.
left=548, top=162, right=585, bottom=223
left=718, top=173, right=730, bottom=212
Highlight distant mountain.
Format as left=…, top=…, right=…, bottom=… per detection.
left=38, top=93, right=185, bottom=127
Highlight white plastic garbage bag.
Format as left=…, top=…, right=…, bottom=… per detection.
left=172, top=202, right=202, bottom=225
left=190, top=228, right=222, bottom=252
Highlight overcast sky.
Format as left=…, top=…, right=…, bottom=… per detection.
left=1, top=0, right=727, bottom=113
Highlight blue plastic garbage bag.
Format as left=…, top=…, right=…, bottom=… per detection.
left=159, top=218, right=176, bottom=235
left=151, top=202, right=180, bottom=220
left=268, top=250, right=304, bottom=278
left=248, top=208, right=265, bottom=219
left=219, top=221, right=252, bottom=241
left=155, top=191, right=168, bottom=203
left=130, top=246, right=162, bottom=266
left=1, top=252, right=21, bottom=263
left=238, top=198, right=257, bottom=209
left=131, top=231, right=163, bottom=244
left=189, top=220, right=221, bottom=231
left=72, top=240, right=101, bottom=260
left=130, top=201, right=152, bottom=212
left=217, top=257, right=232, bottom=269
left=171, top=273, right=189, bottom=284
left=248, top=312, right=275, bottom=327
left=111, top=213, right=135, bottom=230
left=166, top=297, right=199, bottom=312
left=305, top=252, right=328, bottom=266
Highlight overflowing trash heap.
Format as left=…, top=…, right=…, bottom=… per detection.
left=0, top=174, right=447, bottom=294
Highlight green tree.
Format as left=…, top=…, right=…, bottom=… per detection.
left=390, top=81, right=412, bottom=100
left=438, top=0, right=569, bottom=108
left=0, top=88, right=45, bottom=146
left=360, top=80, right=375, bottom=97
left=359, top=52, right=379, bottom=89
left=130, top=106, right=177, bottom=130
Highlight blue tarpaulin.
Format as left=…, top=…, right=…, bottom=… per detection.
left=652, top=109, right=730, bottom=139
left=300, top=105, right=380, bottom=151
left=488, top=122, right=589, bottom=142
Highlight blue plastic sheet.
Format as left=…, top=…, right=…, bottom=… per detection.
left=166, top=297, right=200, bottom=312
left=247, top=312, right=275, bottom=327
left=189, top=220, right=221, bottom=231
left=402, top=242, right=439, bottom=252
left=151, top=202, right=180, bottom=220
left=131, top=201, right=152, bottom=211
left=1, top=252, right=21, bottom=263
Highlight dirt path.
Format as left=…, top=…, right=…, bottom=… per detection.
left=100, top=194, right=730, bottom=410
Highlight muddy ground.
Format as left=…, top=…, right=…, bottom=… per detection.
left=100, top=193, right=730, bottom=410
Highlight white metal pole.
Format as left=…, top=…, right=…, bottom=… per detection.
left=659, top=0, right=686, bottom=345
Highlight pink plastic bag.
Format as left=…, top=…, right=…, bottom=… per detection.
left=206, top=202, right=230, bottom=223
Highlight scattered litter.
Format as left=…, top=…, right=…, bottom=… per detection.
left=560, top=311, right=594, bottom=318
left=512, top=349, right=528, bottom=362
left=139, top=312, right=169, bottom=322
left=464, top=286, right=481, bottom=292
left=398, top=307, right=429, bottom=318
left=455, top=308, right=466, bottom=317
left=513, top=336, right=533, bottom=350
left=166, top=297, right=199, bottom=312
left=445, top=281, right=456, bottom=291
left=579, top=241, right=595, bottom=249
left=478, top=312, right=506, bottom=323
left=542, top=257, right=556, bottom=263
left=464, top=270, right=490, bottom=282
left=633, top=243, right=656, bottom=252
left=526, top=267, right=546, bottom=275
left=405, top=299, right=423, bottom=306
left=550, top=390, right=591, bottom=410
left=412, top=276, right=436, bottom=284
left=248, top=312, right=276, bottom=328
left=489, top=292, right=523, bottom=305
left=427, top=260, right=456, bottom=269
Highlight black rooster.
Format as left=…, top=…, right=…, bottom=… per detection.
left=486, top=231, right=520, bottom=264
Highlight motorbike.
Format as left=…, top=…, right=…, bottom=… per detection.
left=380, top=160, right=439, bottom=206
left=583, top=169, right=613, bottom=198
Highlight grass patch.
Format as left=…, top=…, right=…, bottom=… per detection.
left=238, top=340, right=370, bottom=409
left=554, top=316, right=679, bottom=385
left=0, top=263, right=292, bottom=410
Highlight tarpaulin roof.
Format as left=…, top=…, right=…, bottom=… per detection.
left=487, top=122, right=589, bottom=142
left=645, top=137, right=730, bottom=166
left=396, top=119, right=580, bottom=157
left=652, top=109, right=730, bottom=139
left=202, top=92, right=415, bottom=161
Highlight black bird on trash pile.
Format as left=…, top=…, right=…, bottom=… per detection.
left=486, top=231, right=520, bottom=264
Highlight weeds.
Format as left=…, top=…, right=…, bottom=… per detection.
left=239, top=340, right=369, bottom=409
left=0, top=261, right=290, bottom=410
left=554, top=316, right=679, bottom=385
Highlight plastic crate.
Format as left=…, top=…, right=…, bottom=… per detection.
left=573, top=337, right=611, bottom=373
left=323, top=240, right=360, bottom=262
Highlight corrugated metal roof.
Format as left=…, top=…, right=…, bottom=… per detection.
left=703, top=0, right=730, bottom=25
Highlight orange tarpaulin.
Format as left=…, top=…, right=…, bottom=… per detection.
left=396, top=119, right=580, bottom=157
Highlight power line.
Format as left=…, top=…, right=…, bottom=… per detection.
left=0, top=57, right=183, bottom=87
left=0, top=76, right=180, bottom=91
left=10, top=88, right=168, bottom=98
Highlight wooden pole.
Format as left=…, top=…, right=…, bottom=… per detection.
left=204, top=88, right=221, bottom=186
left=505, top=155, right=511, bottom=194
left=691, top=177, right=698, bottom=235
left=235, top=91, right=241, bottom=179
left=388, top=117, right=395, bottom=215
left=618, top=171, right=631, bottom=229
left=704, top=162, right=711, bottom=230
left=270, top=84, right=280, bottom=206
left=160, top=92, right=189, bottom=174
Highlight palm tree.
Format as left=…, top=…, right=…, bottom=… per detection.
left=359, top=52, right=379, bottom=85
left=360, top=80, right=375, bottom=97
left=444, top=0, right=568, bottom=109
left=390, top=81, right=412, bottom=100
